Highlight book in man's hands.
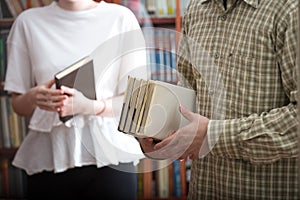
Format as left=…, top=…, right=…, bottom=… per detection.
left=118, top=76, right=196, bottom=140
left=54, top=56, right=96, bottom=122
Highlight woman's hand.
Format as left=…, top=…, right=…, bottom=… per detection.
left=28, top=79, right=66, bottom=112
left=59, top=86, right=102, bottom=117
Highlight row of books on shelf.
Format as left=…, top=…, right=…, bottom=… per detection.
left=137, top=159, right=189, bottom=199
left=0, top=158, right=27, bottom=198
left=144, top=28, right=178, bottom=83
left=122, top=0, right=190, bottom=19
left=0, top=0, right=190, bottom=20
left=0, top=28, right=9, bottom=84
left=0, top=157, right=190, bottom=200
left=0, top=95, right=27, bottom=148
left=0, top=0, right=53, bottom=18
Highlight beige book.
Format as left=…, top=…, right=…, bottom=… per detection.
left=118, top=76, right=196, bottom=140
left=118, top=76, right=135, bottom=131
left=122, top=77, right=142, bottom=133
left=130, top=79, right=148, bottom=134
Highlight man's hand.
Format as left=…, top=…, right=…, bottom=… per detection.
left=138, top=137, right=169, bottom=160
left=152, top=105, right=210, bottom=160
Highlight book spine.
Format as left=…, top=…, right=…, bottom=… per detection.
left=156, top=160, right=170, bottom=198
left=142, top=158, right=154, bottom=199
left=169, top=31, right=178, bottom=83
left=155, top=0, right=168, bottom=18
left=1, top=96, right=11, bottom=148
left=163, top=29, right=172, bottom=82
left=0, top=33, right=4, bottom=84
left=4, top=0, right=17, bottom=18
left=1, top=159, right=9, bottom=198
left=155, top=29, right=165, bottom=81
left=173, top=160, right=182, bottom=197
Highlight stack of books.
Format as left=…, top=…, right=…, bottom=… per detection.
left=118, top=76, right=195, bottom=140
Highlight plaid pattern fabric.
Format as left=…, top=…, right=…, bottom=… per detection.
left=177, top=0, right=299, bottom=199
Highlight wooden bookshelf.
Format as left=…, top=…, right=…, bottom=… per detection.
left=0, top=81, right=5, bottom=91
left=0, top=18, right=14, bottom=29
left=150, top=17, right=176, bottom=25
left=0, top=1, right=190, bottom=200
left=115, top=1, right=187, bottom=199
left=0, top=148, right=18, bottom=159
left=0, top=1, right=39, bottom=199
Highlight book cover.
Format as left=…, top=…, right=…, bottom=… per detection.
left=54, top=56, right=96, bottom=122
left=118, top=76, right=135, bottom=131
left=118, top=76, right=196, bottom=140
left=130, top=79, right=148, bottom=134
left=122, top=77, right=142, bottom=133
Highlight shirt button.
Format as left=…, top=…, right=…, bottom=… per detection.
left=208, top=89, right=214, bottom=95
left=214, top=52, right=220, bottom=59
left=220, top=15, right=227, bottom=21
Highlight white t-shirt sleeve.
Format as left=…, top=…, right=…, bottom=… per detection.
left=4, top=17, right=34, bottom=94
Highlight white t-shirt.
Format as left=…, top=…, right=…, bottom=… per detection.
left=4, top=1, right=147, bottom=175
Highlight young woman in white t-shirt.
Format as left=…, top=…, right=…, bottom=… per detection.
left=4, top=0, right=148, bottom=198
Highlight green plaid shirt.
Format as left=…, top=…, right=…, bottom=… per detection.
left=177, top=0, right=299, bottom=199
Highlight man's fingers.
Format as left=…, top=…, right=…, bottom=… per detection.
left=154, top=137, right=172, bottom=150
left=179, top=105, right=195, bottom=122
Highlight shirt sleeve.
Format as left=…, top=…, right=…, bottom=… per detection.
left=208, top=5, right=298, bottom=164
left=4, top=16, right=34, bottom=94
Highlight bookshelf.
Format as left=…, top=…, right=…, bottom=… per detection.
left=0, top=1, right=53, bottom=199
left=104, top=1, right=190, bottom=200
left=0, top=0, right=191, bottom=199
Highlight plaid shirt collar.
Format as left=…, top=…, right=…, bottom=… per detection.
left=198, top=0, right=260, bottom=8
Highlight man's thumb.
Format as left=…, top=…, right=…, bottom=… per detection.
left=179, top=105, right=194, bottom=121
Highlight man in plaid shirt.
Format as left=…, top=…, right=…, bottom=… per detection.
left=139, top=0, right=299, bottom=199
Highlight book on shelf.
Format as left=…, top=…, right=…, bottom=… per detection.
left=0, top=0, right=13, bottom=18
left=0, top=158, right=27, bottom=198
left=145, top=0, right=156, bottom=16
left=118, top=76, right=196, bottom=140
left=54, top=56, right=96, bottom=123
left=169, top=30, right=178, bottom=83
left=0, top=96, right=10, bottom=148
left=141, top=158, right=154, bottom=199
left=4, top=0, right=23, bottom=18
left=143, top=28, right=178, bottom=82
left=0, top=95, right=27, bottom=148
left=156, top=160, right=170, bottom=198
left=172, top=160, right=182, bottom=197
left=155, top=29, right=165, bottom=81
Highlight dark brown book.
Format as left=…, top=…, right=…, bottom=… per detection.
left=54, top=56, right=96, bottom=122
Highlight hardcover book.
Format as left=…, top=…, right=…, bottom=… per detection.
left=54, top=56, right=96, bottom=122
left=118, top=76, right=196, bottom=140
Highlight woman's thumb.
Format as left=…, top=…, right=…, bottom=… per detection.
left=46, top=79, right=55, bottom=88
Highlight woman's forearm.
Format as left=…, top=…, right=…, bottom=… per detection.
left=97, top=94, right=124, bottom=118
left=11, top=91, right=36, bottom=116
